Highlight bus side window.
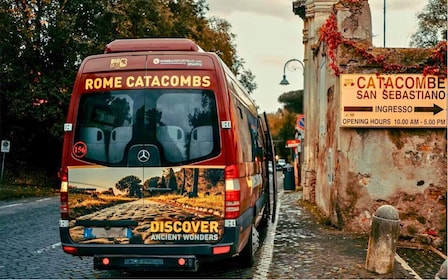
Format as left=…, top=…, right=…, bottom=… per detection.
left=79, top=127, right=107, bottom=162
left=189, top=126, right=213, bottom=159
left=157, top=125, right=187, bottom=162
left=109, top=126, right=132, bottom=163
left=256, top=120, right=266, bottom=159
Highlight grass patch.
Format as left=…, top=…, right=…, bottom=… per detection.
left=0, top=169, right=59, bottom=201
left=0, top=183, right=59, bottom=200
left=148, top=193, right=224, bottom=211
left=69, top=194, right=136, bottom=218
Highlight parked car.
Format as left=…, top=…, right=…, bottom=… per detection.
left=268, top=161, right=274, bottom=173
left=276, top=158, right=286, bottom=170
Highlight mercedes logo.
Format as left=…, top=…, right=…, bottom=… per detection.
left=137, top=149, right=150, bottom=163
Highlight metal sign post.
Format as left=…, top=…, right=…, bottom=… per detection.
left=1, top=140, right=10, bottom=182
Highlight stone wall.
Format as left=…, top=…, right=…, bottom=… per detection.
left=297, top=0, right=447, bottom=248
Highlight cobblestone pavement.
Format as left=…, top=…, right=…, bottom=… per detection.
left=266, top=190, right=446, bottom=280
left=0, top=181, right=445, bottom=279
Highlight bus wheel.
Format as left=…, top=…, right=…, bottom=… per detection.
left=258, top=204, right=269, bottom=229
left=239, top=225, right=259, bottom=268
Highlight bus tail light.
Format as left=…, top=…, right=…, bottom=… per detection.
left=60, top=190, right=69, bottom=219
left=178, top=258, right=186, bottom=266
left=102, top=257, right=111, bottom=266
left=59, top=167, right=68, bottom=182
left=213, top=245, right=231, bottom=255
left=60, top=168, right=69, bottom=219
left=225, top=165, right=241, bottom=219
left=62, top=245, right=78, bottom=255
left=225, top=190, right=240, bottom=219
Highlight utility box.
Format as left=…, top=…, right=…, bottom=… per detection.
left=283, top=164, right=295, bottom=191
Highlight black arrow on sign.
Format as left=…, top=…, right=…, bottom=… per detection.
left=414, top=104, right=443, bottom=115
left=344, top=106, right=373, bottom=112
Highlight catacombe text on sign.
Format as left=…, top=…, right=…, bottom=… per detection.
left=340, top=74, right=446, bottom=128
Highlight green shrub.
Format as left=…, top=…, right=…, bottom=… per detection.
left=0, top=168, right=58, bottom=200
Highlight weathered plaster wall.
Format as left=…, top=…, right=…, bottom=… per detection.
left=301, top=0, right=340, bottom=205
left=337, top=129, right=446, bottom=240
left=298, top=0, right=447, bottom=248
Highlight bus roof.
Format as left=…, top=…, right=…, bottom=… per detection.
left=104, top=38, right=203, bottom=53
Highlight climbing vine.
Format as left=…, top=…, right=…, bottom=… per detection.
left=318, top=2, right=447, bottom=77
left=319, top=14, right=342, bottom=76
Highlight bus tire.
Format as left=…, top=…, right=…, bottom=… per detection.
left=239, top=225, right=258, bottom=268
left=258, top=204, right=269, bottom=229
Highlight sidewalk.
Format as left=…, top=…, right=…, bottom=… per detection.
left=267, top=189, right=419, bottom=279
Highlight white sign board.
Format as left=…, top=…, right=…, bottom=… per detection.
left=1, top=140, right=10, bottom=153
left=340, top=74, right=447, bottom=128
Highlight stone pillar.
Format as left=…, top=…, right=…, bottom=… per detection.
left=335, top=0, right=373, bottom=43
left=365, top=205, right=400, bottom=274
left=435, top=259, right=447, bottom=279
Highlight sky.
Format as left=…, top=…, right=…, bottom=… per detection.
left=205, top=0, right=427, bottom=113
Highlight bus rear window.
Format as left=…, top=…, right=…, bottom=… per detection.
left=73, top=89, right=219, bottom=166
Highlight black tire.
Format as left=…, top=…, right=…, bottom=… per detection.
left=239, top=226, right=257, bottom=268
left=272, top=170, right=277, bottom=223
left=258, top=200, right=270, bottom=229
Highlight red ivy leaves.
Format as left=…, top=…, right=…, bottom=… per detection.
left=319, top=14, right=342, bottom=76
left=319, top=8, right=447, bottom=77
left=423, top=41, right=448, bottom=76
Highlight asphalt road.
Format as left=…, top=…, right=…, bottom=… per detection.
left=2, top=172, right=443, bottom=279
left=0, top=171, right=281, bottom=279
left=0, top=195, right=270, bottom=278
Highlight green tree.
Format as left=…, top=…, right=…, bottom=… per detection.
left=145, top=176, right=160, bottom=189
left=270, top=110, right=297, bottom=160
left=204, top=169, right=224, bottom=186
left=0, top=0, right=255, bottom=176
left=116, top=175, right=142, bottom=197
left=410, top=0, right=447, bottom=47
left=167, top=168, right=178, bottom=192
left=238, top=69, right=257, bottom=94
left=278, top=90, right=303, bottom=114
left=0, top=0, right=75, bottom=172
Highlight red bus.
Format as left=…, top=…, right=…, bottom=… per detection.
left=59, top=38, right=277, bottom=271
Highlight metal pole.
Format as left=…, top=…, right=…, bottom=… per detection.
left=1, top=152, right=5, bottom=182
left=383, top=0, right=386, bottom=47
left=282, top=59, right=305, bottom=79
left=281, top=58, right=305, bottom=112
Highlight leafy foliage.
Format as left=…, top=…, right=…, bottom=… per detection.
left=410, top=0, right=447, bottom=48
left=266, top=110, right=297, bottom=160
left=278, top=90, right=303, bottom=114
left=0, top=0, right=256, bottom=178
left=204, top=169, right=224, bottom=186
left=319, top=1, right=447, bottom=77
left=0, top=184, right=58, bottom=200
left=265, top=90, right=303, bottom=160
left=115, top=175, right=142, bottom=197
left=0, top=168, right=58, bottom=200
left=275, top=111, right=297, bottom=161
left=238, top=69, right=258, bottom=94
left=166, top=169, right=177, bottom=192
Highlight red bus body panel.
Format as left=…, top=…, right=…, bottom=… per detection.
left=59, top=39, right=269, bottom=272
